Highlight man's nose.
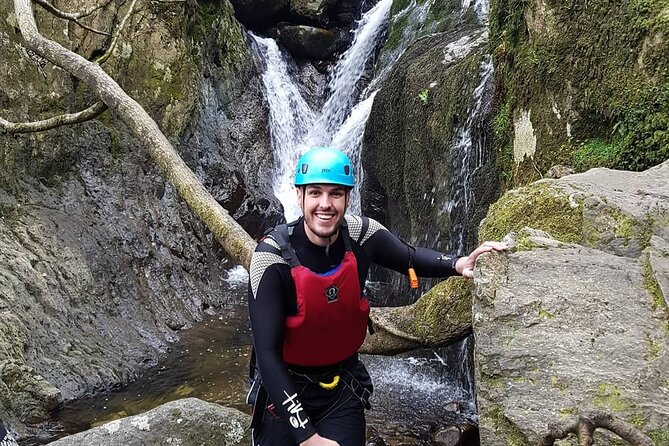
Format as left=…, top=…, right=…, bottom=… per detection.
left=318, top=194, right=332, bottom=208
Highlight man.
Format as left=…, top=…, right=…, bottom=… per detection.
left=0, top=421, right=18, bottom=446
left=247, top=147, right=505, bottom=446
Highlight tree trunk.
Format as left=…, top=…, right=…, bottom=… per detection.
left=13, top=0, right=256, bottom=269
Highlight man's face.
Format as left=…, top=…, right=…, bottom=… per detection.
left=297, top=184, right=350, bottom=246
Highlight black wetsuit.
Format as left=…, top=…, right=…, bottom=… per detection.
left=0, top=423, right=18, bottom=446
left=247, top=215, right=460, bottom=445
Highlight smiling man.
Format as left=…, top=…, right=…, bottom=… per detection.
left=247, top=147, right=505, bottom=446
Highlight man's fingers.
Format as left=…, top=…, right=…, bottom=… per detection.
left=480, top=241, right=508, bottom=250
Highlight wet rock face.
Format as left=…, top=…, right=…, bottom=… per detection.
left=290, top=0, right=335, bottom=23
left=229, top=0, right=290, bottom=29
left=361, top=26, right=497, bottom=301
left=46, top=398, right=251, bottom=446
left=0, top=0, right=278, bottom=438
left=277, top=25, right=338, bottom=60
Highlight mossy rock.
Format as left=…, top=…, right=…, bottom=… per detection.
left=362, top=277, right=473, bottom=354
left=479, top=181, right=583, bottom=244
left=489, top=0, right=669, bottom=187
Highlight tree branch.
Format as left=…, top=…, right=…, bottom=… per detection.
left=13, top=0, right=256, bottom=270
left=542, top=411, right=656, bottom=446
left=94, top=0, right=138, bottom=65
left=0, top=102, right=108, bottom=133
left=33, top=0, right=111, bottom=36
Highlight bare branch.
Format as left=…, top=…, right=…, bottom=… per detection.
left=542, top=411, right=656, bottom=446
left=13, top=0, right=256, bottom=269
left=77, top=0, right=114, bottom=19
left=0, top=102, right=107, bottom=133
left=95, top=0, right=139, bottom=65
left=33, top=0, right=111, bottom=36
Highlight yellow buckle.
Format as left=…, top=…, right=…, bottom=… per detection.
left=318, top=375, right=340, bottom=390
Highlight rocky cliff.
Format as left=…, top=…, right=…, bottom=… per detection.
left=0, top=0, right=280, bottom=439
left=490, top=0, right=669, bottom=186
left=361, top=1, right=499, bottom=304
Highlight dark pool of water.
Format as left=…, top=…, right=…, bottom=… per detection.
left=44, top=302, right=476, bottom=445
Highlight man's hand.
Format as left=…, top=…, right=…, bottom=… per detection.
left=300, top=433, right=340, bottom=446
left=455, top=241, right=508, bottom=278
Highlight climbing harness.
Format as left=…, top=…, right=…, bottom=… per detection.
left=318, top=375, right=340, bottom=390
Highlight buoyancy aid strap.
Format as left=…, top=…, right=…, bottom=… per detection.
left=358, top=217, right=369, bottom=244
left=339, top=223, right=353, bottom=252
left=273, top=223, right=301, bottom=268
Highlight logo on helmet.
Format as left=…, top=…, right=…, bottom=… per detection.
left=301, top=164, right=308, bottom=174
left=344, top=165, right=350, bottom=175
left=325, top=285, right=339, bottom=303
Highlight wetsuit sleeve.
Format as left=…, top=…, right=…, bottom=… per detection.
left=358, top=217, right=461, bottom=277
left=248, top=243, right=318, bottom=443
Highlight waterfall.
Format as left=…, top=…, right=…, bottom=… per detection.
left=250, top=0, right=392, bottom=221
left=443, top=52, right=493, bottom=253
left=330, top=91, right=378, bottom=215
left=249, top=35, right=316, bottom=220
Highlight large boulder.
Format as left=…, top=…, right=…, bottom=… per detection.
left=290, top=0, right=334, bottom=23
left=228, top=0, right=289, bottom=29
left=276, top=25, right=338, bottom=60
left=473, top=161, right=669, bottom=445
left=46, top=398, right=251, bottom=446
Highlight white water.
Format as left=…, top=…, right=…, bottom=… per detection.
left=251, top=0, right=392, bottom=220
left=443, top=53, right=493, bottom=252
left=461, top=0, right=489, bottom=22
left=250, top=34, right=316, bottom=219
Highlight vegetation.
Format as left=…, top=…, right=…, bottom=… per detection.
left=489, top=0, right=669, bottom=187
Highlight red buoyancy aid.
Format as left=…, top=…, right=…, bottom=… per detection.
left=274, top=223, right=370, bottom=367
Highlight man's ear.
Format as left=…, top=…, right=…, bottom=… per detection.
left=296, top=186, right=303, bottom=210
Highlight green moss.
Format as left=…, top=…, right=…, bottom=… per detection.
left=594, top=383, right=631, bottom=412
left=489, top=0, right=669, bottom=186
left=382, top=13, right=411, bottom=54
left=648, top=427, right=669, bottom=445
left=643, top=256, right=667, bottom=312
left=539, top=308, right=555, bottom=320
left=614, top=214, right=635, bottom=240
left=405, top=278, right=473, bottom=341
left=550, top=375, right=568, bottom=391
left=559, top=406, right=578, bottom=415
left=483, top=375, right=506, bottom=389
left=390, top=0, right=412, bottom=15
left=485, top=404, right=529, bottom=446
left=628, top=413, right=648, bottom=428
left=479, top=182, right=583, bottom=243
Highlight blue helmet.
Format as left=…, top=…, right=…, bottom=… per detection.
left=294, top=147, right=355, bottom=187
